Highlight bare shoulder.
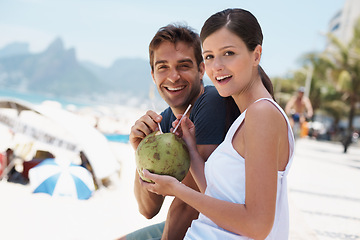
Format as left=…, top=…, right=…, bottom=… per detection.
left=246, top=100, right=286, bottom=131
left=247, top=100, right=282, bottom=118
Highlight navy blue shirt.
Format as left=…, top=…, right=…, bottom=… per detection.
left=160, top=86, right=240, bottom=145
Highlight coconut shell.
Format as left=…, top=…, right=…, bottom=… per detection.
left=135, top=131, right=190, bottom=182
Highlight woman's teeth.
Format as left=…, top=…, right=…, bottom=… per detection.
left=216, top=75, right=232, bottom=81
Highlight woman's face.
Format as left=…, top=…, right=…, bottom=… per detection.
left=202, top=27, right=260, bottom=98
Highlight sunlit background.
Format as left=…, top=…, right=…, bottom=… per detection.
left=1, top=0, right=359, bottom=144
left=1, top=1, right=360, bottom=239
left=0, top=0, right=345, bottom=76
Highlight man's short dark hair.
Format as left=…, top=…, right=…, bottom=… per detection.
left=149, top=24, right=203, bottom=71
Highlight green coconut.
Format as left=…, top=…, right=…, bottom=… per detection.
left=135, top=131, right=190, bottom=182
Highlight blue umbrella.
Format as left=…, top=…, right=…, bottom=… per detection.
left=29, top=158, right=95, bottom=200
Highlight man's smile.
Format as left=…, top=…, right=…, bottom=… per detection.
left=164, top=85, right=186, bottom=92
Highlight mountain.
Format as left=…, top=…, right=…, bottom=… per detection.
left=0, top=38, right=154, bottom=103
left=0, top=38, right=104, bottom=96
left=0, top=42, right=30, bottom=58
left=81, top=58, right=153, bottom=97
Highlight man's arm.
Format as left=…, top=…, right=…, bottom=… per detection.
left=285, top=96, right=296, bottom=115
left=130, top=110, right=166, bottom=218
left=161, top=144, right=217, bottom=240
left=304, top=97, right=313, bottom=119
left=134, top=170, right=165, bottom=218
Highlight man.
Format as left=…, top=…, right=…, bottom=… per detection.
left=285, top=86, right=313, bottom=127
left=285, top=86, right=313, bottom=138
left=120, top=24, right=239, bottom=240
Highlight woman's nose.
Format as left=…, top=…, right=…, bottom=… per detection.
left=212, top=57, right=224, bottom=72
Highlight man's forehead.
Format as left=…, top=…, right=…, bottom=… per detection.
left=154, top=41, right=196, bottom=63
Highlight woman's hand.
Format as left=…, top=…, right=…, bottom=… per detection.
left=172, top=116, right=197, bottom=153
left=141, top=169, right=182, bottom=197
left=141, top=117, right=199, bottom=198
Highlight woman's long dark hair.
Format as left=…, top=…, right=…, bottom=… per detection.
left=200, top=8, right=275, bottom=100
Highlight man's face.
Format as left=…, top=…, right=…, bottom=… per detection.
left=298, top=91, right=304, bottom=99
left=151, top=41, right=205, bottom=113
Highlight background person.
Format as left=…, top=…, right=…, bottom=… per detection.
left=120, top=24, right=239, bottom=240
left=141, top=8, right=295, bottom=239
left=285, top=86, right=313, bottom=137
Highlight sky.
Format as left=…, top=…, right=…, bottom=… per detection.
left=0, top=0, right=345, bottom=77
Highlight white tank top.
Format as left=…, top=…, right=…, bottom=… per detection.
left=184, top=98, right=295, bottom=240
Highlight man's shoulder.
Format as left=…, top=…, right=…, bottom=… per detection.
left=160, top=107, right=176, bottom=133
left=161, top=107, right=173, bottom=116
left=191, top=85, right=226, bottom=118
left=197, top=85, right=223, bottom=104
left=203, top=85, right=220, bottom=97
left=160, top=107, right=175, bottom=122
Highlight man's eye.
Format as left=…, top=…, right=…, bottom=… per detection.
left=157, top=65, right=168, bottom=70
left=179, top=64, right=190, bottom=69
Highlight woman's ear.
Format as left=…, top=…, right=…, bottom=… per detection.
left=253, top=45, right=262, bottom=66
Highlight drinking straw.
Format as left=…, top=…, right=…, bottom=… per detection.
left=152, top=102, right=163, bottom=134
left=172, top=104, right=192, bottom=133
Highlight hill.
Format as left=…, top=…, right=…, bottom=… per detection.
left=0, top=38, right=154, bottom=105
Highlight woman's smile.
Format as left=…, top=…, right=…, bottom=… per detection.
left=214, top=74, right=232, bottom=85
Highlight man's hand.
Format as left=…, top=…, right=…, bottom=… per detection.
left=129, top=110, right=162, bottom=150
left=131, top=110, right=165, bottom=219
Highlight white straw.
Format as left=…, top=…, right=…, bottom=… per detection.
left=172, top=104, right=192, bottom=133
left=158, top=122, right=163, bottom=134
left=152, top=102, right=163, bottom=134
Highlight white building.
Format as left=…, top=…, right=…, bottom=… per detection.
left=328, top=0, right=360, bottom=43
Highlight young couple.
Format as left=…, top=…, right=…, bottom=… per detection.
left=121, top=8, right=294, bottom=240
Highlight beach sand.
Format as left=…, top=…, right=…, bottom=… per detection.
left=0, top=140, right=314, bottom=240
left=3, top=98, right=359, bottom=239
left=2, top=136, right=359, bottom=239
left=0, top=142, right=172, bottom=240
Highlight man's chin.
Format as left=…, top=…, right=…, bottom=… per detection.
left=165, top=99, right=187, bottom=110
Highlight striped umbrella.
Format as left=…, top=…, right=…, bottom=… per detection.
left=29, top=158, right=95, bottom=200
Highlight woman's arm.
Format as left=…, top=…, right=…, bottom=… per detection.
left=143, top=102, right=287, bottom=239
left=142, top=170, right=257, bottom=237
left=161, top=143, right=216, bottom=240
left=173, top=117, right=208, bottom=192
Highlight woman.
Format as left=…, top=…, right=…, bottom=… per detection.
left=141, top=8, right=294, bottom=239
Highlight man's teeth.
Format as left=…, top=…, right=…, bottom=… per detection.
left=216, top=75, right=231, bottom=81
left=167, top=86, right=185, bottom=91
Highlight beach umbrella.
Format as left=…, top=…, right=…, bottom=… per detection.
left=0, top=98, right=121, bottom=183
left=28, top=158, right=95, bottom=200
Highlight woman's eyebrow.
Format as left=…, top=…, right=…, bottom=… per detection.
left=203, top=45, right=236, bottom=54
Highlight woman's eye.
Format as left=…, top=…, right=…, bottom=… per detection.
left=225, top=51, right=235, bottom=56
left=204, top=54, right=213, bottom=60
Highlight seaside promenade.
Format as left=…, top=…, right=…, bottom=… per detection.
left=288, top=138, right=360, bottom=240
left=1, top=137, right=359, bottom=239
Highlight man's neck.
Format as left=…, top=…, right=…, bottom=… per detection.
left=171, top=85, right=204, bottom=117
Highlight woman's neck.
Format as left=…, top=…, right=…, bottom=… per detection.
left=232, top=79, right=272, bottom=112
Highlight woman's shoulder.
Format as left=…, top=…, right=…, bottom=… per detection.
left=246, top=99, right=285, bottom=127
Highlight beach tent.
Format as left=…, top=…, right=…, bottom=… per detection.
left=0, top=98, right=121, bottom=184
